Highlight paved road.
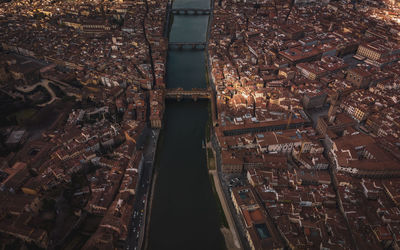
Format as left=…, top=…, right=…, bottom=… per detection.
left=15, top=79, right=60, bottom=107
left=126, top=129, right=159, bottom=250
left=209, top=169, right=241, bottom=249
left=211, top=133, right=251, bottom=250
left=211, top=133, right=286, bottom=249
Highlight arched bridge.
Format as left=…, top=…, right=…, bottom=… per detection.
left=165, top=88, right=211, bottom=101
left=168, top=42, right=206, bottom=50
left=171, top=8, right=211, bottom=15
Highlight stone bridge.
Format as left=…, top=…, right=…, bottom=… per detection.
left=165, top=88, right=211, bottom=101
left=170, top=8, right=211, bottom=15
left=168, top=42, right=207, bottom=50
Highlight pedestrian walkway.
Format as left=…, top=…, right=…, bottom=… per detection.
left=209, top=169, right=241, bottom=249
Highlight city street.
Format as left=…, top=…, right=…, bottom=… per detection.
left=126, top=129, right=159, bottom=250
left=210, top=133, right=251, bottom=250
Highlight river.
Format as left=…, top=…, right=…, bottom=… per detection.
left=147, top=0, right=225, bottom=249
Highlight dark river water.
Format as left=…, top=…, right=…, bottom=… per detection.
left=147, top=0, right=225, bottom=249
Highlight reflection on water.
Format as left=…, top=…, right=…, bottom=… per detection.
left=148, top=0, right=225, bottom=249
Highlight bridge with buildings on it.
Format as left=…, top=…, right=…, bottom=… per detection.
left=165, top=88, right=217, bottom=125
left=168, top=42, right=206, bottom=50
left=165, top=88, right=211, bottom=101
left=170, top=8, right=211, bottom=15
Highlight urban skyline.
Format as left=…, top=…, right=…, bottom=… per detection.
left=0, top=0, right=400, bottom=249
